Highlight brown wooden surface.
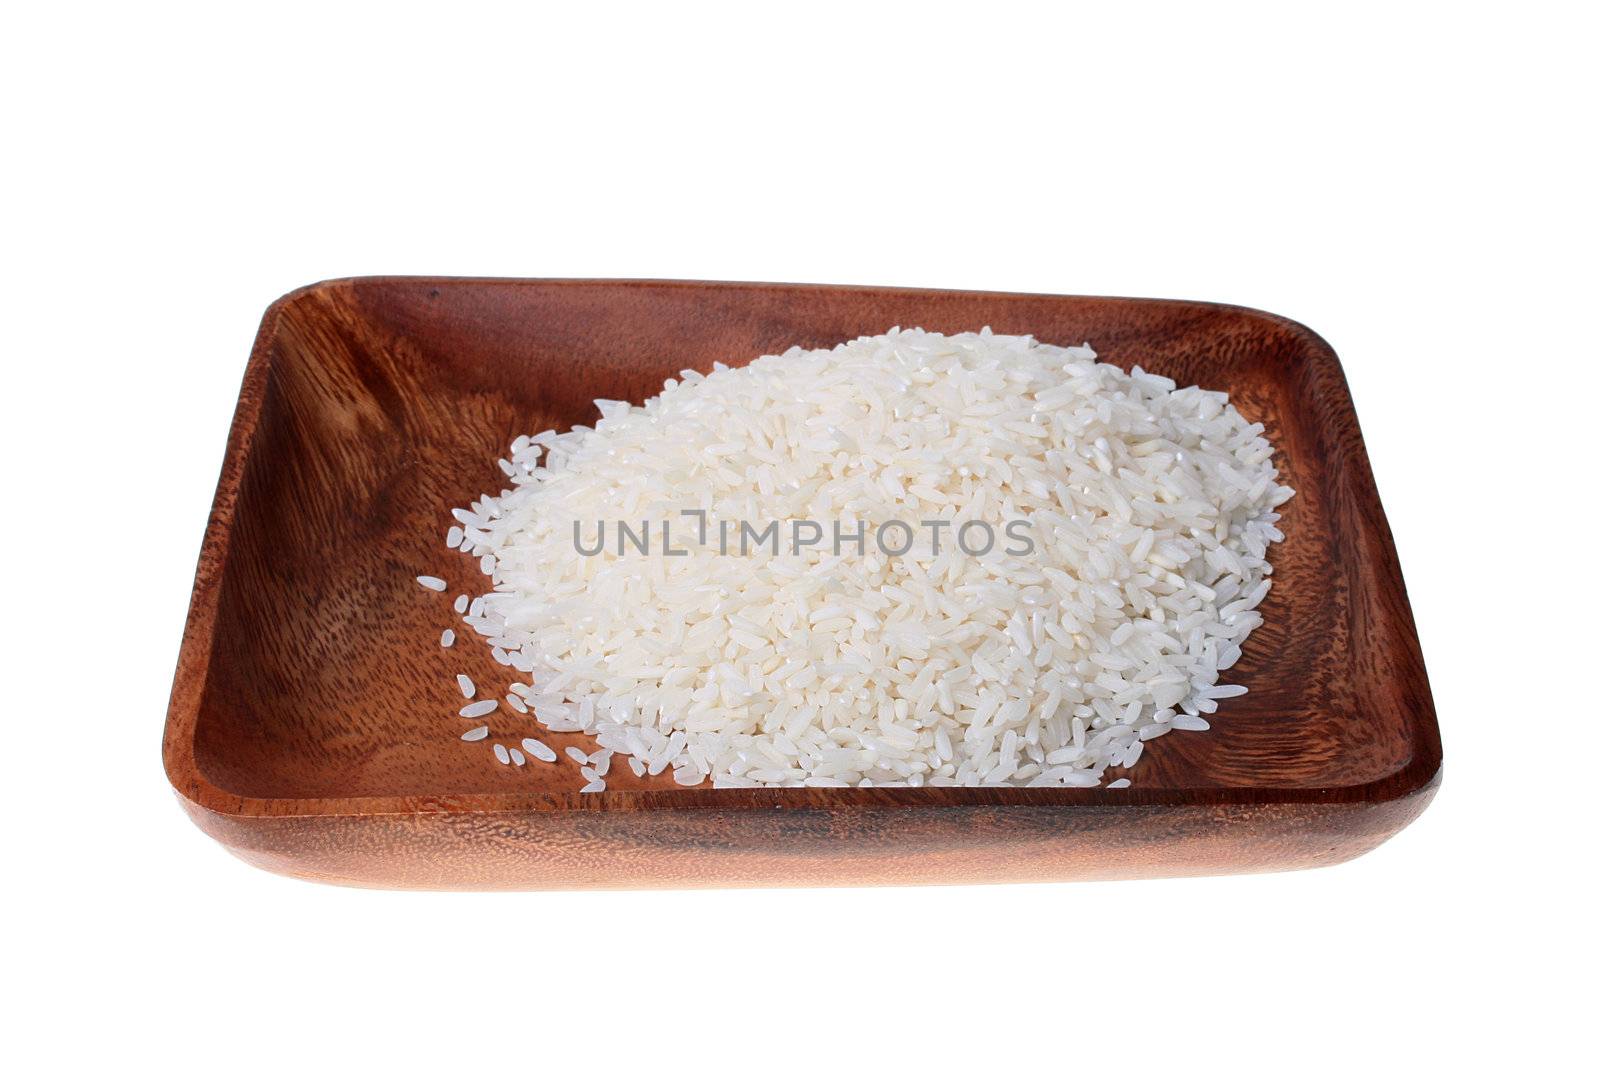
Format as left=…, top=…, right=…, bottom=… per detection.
left=163, top=278, right=1442, bottom=889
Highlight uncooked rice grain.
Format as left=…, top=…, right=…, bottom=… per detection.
left=521, top=738, right=557, bottom=762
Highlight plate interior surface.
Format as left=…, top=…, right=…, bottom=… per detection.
left=169, top=278, right=1439, bottom=816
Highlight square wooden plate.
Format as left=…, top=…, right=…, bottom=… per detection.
left=164, top=278, right=1441, bottom=889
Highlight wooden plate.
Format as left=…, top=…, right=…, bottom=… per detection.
left=163, top=278, right=1441, bottom=889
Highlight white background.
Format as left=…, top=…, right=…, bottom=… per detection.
left=4, top=2, right=1594, bottom=1063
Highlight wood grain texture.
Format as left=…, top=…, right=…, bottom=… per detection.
left=163, top=278, right=1441, bottom=889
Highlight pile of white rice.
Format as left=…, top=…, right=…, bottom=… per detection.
left=430, top=328, right=1292, bottom=789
